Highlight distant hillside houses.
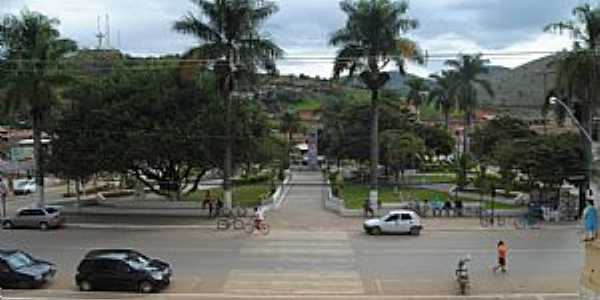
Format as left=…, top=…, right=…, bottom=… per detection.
left=476, top=55, right=557, bottom=120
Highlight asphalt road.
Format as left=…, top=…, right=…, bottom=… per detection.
left=0, top=172, right=584, bottom=299
left=0, top=228, right=582, bottom=299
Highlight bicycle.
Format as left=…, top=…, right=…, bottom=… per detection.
left=244, top=217, right=270, bottom=235
left=216, top=216, right=245, bottom=231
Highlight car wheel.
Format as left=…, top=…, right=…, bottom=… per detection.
left=139, top=281, right=154, bottom=293
left=39, top=222, right=49, bottom=231
left=410, top=227, right=421, bottom=236
left=79, top=280, right=92, bottom=292
left=3, top=221, right=13, bottom=230
left=371, top=227, right=382, bottom=235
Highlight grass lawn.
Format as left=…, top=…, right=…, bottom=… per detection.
left=293, top=99, right=321, bottom=110
left=341, top=183, right=522, bottom=210
left=185, top=181, right=274, bottom=208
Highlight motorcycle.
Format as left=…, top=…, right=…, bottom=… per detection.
left=455, top=255, right=471, bottom=295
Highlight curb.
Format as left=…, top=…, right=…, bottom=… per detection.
left=63, top=223, right=580, bottom=232
left=66, top=223, right=214, bottom=230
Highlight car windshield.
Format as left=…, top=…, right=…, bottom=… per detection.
left=44, top=207, right=58, bottom=214
left=125, top=254, right=151, bottom=270
left=6, top=252, right=35, bottom=270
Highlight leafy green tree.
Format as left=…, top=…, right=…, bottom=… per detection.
left=330, top=0, right=423, bottom=205
left=174, top=0, right=283, bottom=208
left=445, top=54, right=494, bottom=153
left=0, top=10, right=77, bottom=207
left=406, top=77, right=428, bottom=117
left=428, top=70, right=458, bottom=129
left=471, top=115, right=533, bottom=166
left=381, top=131, right=425, bottom=191
left=449, top=153, right=475, bottom=190
left=545, top=3, right=600, bottom=204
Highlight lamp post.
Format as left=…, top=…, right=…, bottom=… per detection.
left=549, top=96, right=593, bottom=217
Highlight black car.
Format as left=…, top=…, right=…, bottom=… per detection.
left=0, top=249, right=56, bottom=289
left=76, top=249, right=172, bottom=293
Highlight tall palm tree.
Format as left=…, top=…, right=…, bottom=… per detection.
left=429, top=70, right=458, bottom=129
left=545, top=3, right=600, bottom=215
left=406, top=77, right=428, bottom=118
left=0, top=10, right=77, bottom=208
left=445, top=54, right=494, bottom=153
left=174, top=0, right=282, bottom=209
left=280, top=109, right=302, bottom=162
left=330, top=0, right=423, bottom=207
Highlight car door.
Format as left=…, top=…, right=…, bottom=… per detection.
left=381, top=214, right=400, bottom=233
left=13, top=210, right=32, bottom=227
left=113, top=261, right=136, bottom=291
left=0, top=260, right=14, bottom=287
left=399, top=213, right=415, bottom=233
left=91, top=260, right=117, bottom=291
left=29, top=209, right=45, bottom=227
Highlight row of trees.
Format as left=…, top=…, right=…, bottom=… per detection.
left=0, top=1, right=285, bottom=207
left=48, top=65, right=278, bottom=201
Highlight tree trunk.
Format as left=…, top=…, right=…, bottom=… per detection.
left=369, top=89, right=380, bottom=210
left=463, top=112, right=471, bottom=154
left=223, top=80, right=233, bottom=211
left=444, top=108, right=450, bottom=130
left=32, top=110, right=45, bottom=208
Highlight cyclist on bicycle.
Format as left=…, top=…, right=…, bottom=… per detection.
left=254, top=206, right=265, bottom=229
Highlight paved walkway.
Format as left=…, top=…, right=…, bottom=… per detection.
left=270, top=171, right=355, bottom=231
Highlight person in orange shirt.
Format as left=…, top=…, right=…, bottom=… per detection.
left=493, top=240, right=508, bottom=273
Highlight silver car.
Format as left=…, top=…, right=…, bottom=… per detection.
left=2, top=207, right=65, bottom=230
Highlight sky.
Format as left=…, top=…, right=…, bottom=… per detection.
left=1, top=0, right=595, bottom=78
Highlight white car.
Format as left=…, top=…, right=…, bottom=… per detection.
left=363, top=210, right=423, bottom=236
left=13, top=179, right=36, bottom=195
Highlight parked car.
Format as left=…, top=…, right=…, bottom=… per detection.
left=0, top=249, right=56, bottom=289
left=363, top=210, right=423, bottom=236
left=76, top=249, right=172, bottom=293
left=2, top=207, right=65, bottom=230
left=13, top=179, right=36, bottom=195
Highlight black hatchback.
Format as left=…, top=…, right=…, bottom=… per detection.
left=0, top=249, right=56, bottom=289
left=75, top=249, right=172, bottom=293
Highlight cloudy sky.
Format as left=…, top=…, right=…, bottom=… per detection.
left=2, top=0, right=594, bottom=77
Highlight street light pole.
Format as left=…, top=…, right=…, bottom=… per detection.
left=549, top=97, right=593, bottom=217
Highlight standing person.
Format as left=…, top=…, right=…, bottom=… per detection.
left=0, top=177, right=7, bottom=217
left=443, top=200, right=453, bottom=217
left=583, top=200, right=598, bottom=242
left=493, top=240, right=509, bottom=273
left=363, top=198, right=373, bottom=218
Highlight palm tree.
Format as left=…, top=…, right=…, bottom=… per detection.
left=445, top=54, right=494, bottom=153
left=330, top=0, right=423, bottom=207
left=280, top=109, right=302, bottom=164
left=545, top=3, right=600, bottom=216
left=174, top=0, right=282, bottom=209
left=406, top=77, right=428, bottom=119
left=0, top=10, right=77, bottom=208
left=429, top=70, right=458, bottom=129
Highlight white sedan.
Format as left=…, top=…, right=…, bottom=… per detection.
left=13, top=179, right=36, bottom=195
left=363, top=210, right=423, bottom=236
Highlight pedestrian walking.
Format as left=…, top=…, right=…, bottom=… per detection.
left=363, top=198, right=374, bottom=218
left=583, top=200, right=598, bottom=242
left=493, top=240, right=508, bottom=273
